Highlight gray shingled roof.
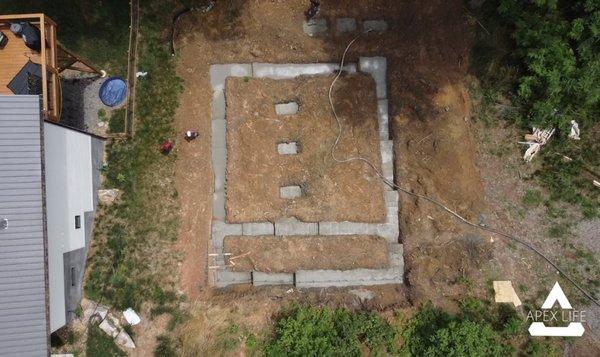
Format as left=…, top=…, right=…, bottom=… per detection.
left=0, top=95, right=49, bottom=355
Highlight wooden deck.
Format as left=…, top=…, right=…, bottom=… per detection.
left=0, top=14, right=59, bottom=121
left=0, top=25, right=43, bottom=94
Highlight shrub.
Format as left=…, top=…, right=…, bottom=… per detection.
left=264, top=306, right=397, bottom=356
left=402, top=302, right=516, bottom=356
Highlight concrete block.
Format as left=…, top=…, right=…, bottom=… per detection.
left=275, top=217, right=318, bottom=236
left=215, top=270, right=252, bottom=287
left=303, top=18, right=328, bottom=37
left=336, top=18, right=357, bottom=34
left=277, top=142, right=299, bottom=155
left=213, top=165, right=227, bottom=191
left=253, top=63, right=357, bottom=80
left=275, top=102, right=299, bottom=115
left=377, top=99, right=389, bottom=140
left=280, top=185, right=302, bottom=199
left=212, top=191, right=226, bottom=221
left=384, top=190, right=399, bottom=208
left=253, top=272, right=294, bottom=286
left=318, top=221, right=375, bottom=235
left=242, top=222, right=275, bottom=235
left=380, top=140, right=394, bottom=184
left=212, top=89, right=226, bottom=121
left=209, top=64, right=253, bottom=91
left=211, top=220, right=242, bottom=248
left=363, top=20, right=389, bottom=33
left=211, top=119, right=227, bottom=148
left=376, top=223, right=399, bottom=243
left=295, top=267, right=402, bottom=288
left=359, top=57, right=387, bottom=99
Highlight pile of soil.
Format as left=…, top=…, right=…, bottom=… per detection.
left=225, top=75, right=385, bottom=223
left=223, top=235, right=389, bottom=272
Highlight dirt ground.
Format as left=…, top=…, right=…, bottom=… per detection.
left=170, top=0, right=599, bottom=354
left=223, top=235, right=389, bottom=272
left=226, top=75, right=384, bottom=223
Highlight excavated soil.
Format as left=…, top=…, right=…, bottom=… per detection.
left=222, top=235, right=389, bottom=272
left=225, top=75, right=384, bottom=223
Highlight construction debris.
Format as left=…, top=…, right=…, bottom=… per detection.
left=569, top=120, right=581, bottom=140
left=98, top=189, right=121, bottom=205
left=123, top=308, right=141, bottom=326
left=519, top=127, right=555, bottom=162
left=493, top=280, right=522, bottom=307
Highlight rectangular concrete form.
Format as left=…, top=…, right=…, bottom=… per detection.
left=280, top=185, right=302, bottom=199
left=253, top=63, right=357, bottom=80
left=253, top=272, right=295, bottom=286
left=275, top=101, right=299, bottom=115
left=210, top=60, right=402, bottom=288
left=275, top=218, right=318, bottom=236
left=242, top=222, right=275, bottom=236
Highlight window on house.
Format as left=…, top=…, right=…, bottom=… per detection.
left=75, top=215, right=81, bottom=229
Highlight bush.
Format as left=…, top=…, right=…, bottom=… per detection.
left=474, top=0, right=600, bottom=216
left=401, top=302, right=516, bottom=356
left=264, top=306, right=397, bottom=356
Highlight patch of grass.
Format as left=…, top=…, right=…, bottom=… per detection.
left=522, top=189, right=543, bottom=208
left=108, top=108, right=126, bottom=134
left=85, top=0, right=182, bottom=310
left=98, top=108, right=108, bottom=123
left=548, top=224, right=569, bottom=238
left=86, top=324, right=126, bottom=357
left=155, top=335, right=178, bottom=357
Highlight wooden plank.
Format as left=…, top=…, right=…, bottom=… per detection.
left=39, top=14, right=48, bottom=119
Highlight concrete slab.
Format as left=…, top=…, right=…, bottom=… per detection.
left=303, top=18, right=328, bottom=37
left=336, top=18, right=357, bottom=34
left=253, top=62, right=357, bottom=80
left=384, top=190, right=399, bottom=208
left=253, top=272, right=294, bottom=286
left=378, top=99, right=389, bottom=140
left=363, top=20, right=388, bottom=33
left=280, top=185, right=302, bottom=199
left=242, top=222, right=275, bottom=235
left=275, top=217, right=318, bottom=236
left=215, top=270, right=252, bottom=287
left=359, top=57, right=387, bottom=99
left=277, top=142, right=299, bottom=155
left=211, top=119, right=227, bottom=148
left=212, top=191, right=225, bottom=221
left=212, top=89, right=226, bottom=121
left=318, top=221, right=375, bottom=235
left=209, top=64, right=253, bottom=92
left=275, top=101, right=299, bottom=115
left=380, top=140, right=394, bottom=185
left=211, top=220, right=242, bottom=248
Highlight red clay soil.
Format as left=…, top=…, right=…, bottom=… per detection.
left=222, top=235, right=389, bottom=273
left=225, top=75, right=385, bottom=223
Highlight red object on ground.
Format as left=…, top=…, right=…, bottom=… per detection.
left=160, top=139, right=174, bottom=154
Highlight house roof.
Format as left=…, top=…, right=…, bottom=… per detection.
left=0, top=95, right=49, bottom=355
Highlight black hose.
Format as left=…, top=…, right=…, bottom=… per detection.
left=170, top=6, right=192, bottom=56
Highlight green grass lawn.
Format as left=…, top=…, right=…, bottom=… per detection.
left=0, top=0, right=129, bottom=75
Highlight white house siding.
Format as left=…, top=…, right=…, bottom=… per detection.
left=43, top=122, right=94, bottom=332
